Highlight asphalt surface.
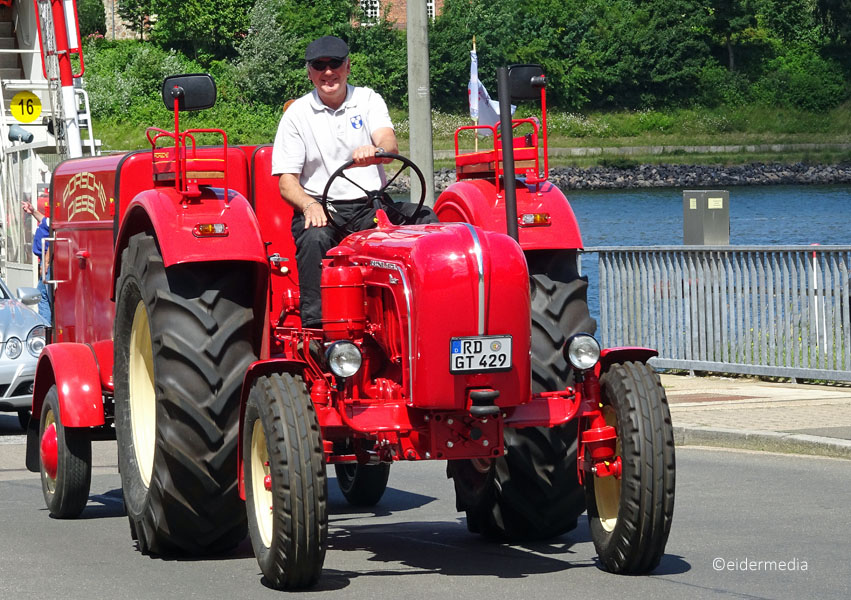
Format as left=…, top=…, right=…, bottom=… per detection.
left=1, top=439, right=850, bottom=600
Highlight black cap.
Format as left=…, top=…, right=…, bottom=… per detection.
left=305, top=36, right=349, bottom=62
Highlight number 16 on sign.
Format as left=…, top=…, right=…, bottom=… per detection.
left=10, top=91, right=42, bottom=123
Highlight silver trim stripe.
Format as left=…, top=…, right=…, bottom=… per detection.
left=461, top=223, right=485, bottom=335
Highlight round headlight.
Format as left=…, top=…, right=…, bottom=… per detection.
left=325, top=341, right=363, bottom=378
left=5, top=337, right=23, bottom=360
left=27, top=326, right=46, bottom=357
left=565, top=334, right=601, bottom=371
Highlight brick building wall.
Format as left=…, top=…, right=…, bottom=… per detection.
left=368, top=0, right=445, bottom=27
left=101, top=1, right=136, bottom=40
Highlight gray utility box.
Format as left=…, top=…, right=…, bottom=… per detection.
left=683, top=190, right=730, bottom=245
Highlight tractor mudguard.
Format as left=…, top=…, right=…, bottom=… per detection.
left=237, top=358, right=308, bottom=499
left=27, top=344, right=103, bottom=473
left=31, top=343, right=105, bottom=428
left=595, top=347, right=659, bottom=376
left=435, top=179, right=583, bottom=251
left=111, top=187, right=269, bottom=298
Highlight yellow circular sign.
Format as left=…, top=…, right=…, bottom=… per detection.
left=10, top=91, right=42, bottom=123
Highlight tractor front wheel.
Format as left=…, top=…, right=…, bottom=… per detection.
left=334, top=462, right=391, bottom=507
left=244, top=373, right=327, bottom=589
left=114, top=232, right=258, bottom=554
left=585, top=361, right=675, bottom=574
left=39, top=385, right=91, bottom=518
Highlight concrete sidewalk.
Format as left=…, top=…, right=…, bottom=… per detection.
left=662, top=373, right=851, bottom=459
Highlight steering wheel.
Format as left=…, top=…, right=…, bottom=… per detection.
left=319, top=152, right=427, bottom=236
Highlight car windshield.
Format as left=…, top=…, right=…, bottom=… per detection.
left=0, top=279, right=12, bottom=300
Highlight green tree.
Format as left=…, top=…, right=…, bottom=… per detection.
left=815, top=0, right=851, bottom=45
left=708, top=1, right=756, bottom=71
left=118, top=0, right=154, bottom=41
left=348, top=19, right=407, bottom=107
left=756, top=0, right=817, bottom=44
left=78, top=0, right=106, bottom=36
left=234, top=0, right=301, bottom=105
left=149, top=0, right=251, bottom=63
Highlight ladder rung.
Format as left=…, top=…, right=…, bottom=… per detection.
left=2, top=80, right=51, bottom=91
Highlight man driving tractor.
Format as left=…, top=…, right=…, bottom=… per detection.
left=271, top=35, right=438, bottom=328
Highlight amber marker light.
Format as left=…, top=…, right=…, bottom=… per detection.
left=193, top=223, right=229, bottom=237
left=518, top=213, right=551, bottom=226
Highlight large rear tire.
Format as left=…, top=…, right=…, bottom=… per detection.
left=244, top=373, right=327, bottom=589
left=448, top=271, right=594, bottom=541
left=114, top=232, right=259, bottom=554
left=585, top=361, right=675, bottom=573
left=39, top=385, right=91, bottom=518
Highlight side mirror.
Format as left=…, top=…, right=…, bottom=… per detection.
left=507, top=64, right=545, bottom=101
left=161, top=74, right=217, bottom=112
left=16, top=287, right=41, bottom=306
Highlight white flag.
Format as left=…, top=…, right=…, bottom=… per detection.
left=468, top=50, right=514, bottom=136
left=468, top=50, right=479, bottom=120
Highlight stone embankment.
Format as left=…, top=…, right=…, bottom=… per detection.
left=429, top=162, right=851, bottom=192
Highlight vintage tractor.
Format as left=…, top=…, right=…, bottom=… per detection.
left=26, top=70, right=674, bottom=590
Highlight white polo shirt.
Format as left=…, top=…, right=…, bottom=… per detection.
left=271, top=85, right=394, bottom=201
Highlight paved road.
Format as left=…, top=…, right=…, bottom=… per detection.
left=1, top=415, right=849, bottom=599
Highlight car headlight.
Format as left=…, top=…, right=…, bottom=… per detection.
left=5, top=337, right=23, bottom=360
left=27, top=326, right=46, bottom=357
left=565, top=333, right=601, bottom=371
left=325, top=341, right=363, bottom=378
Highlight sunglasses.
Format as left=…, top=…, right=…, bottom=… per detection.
left=309, top=58, right=345, bottom=71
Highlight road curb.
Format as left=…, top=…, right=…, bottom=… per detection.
left=674, top=425, right=851, bottom=460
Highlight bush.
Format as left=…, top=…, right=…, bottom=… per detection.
left=695, top=65, right=752, bottom=107
left=83, top=39, right=200, bottom=122
left=78, top=0, right=106, bottom=36
left=752, top=47, right=848, bottom=112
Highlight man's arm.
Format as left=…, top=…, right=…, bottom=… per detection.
left=351, top=127, right=398, bottom=166
left=21, top=200, right=45, bottom=223
left=279, top=173, right=327, bottom=229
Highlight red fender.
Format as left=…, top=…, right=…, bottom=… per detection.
left=435, top=179, right=584, bottom=250
left=595, top=347, right=659, bottom=376
left=32, top=343, right=105, bottom=428
left=237, top=359, right=308, bottom=499
left=111, top=187, right=269, bottom=299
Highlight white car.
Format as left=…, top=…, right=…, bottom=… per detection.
left=0, top=277, right=47, bottom=429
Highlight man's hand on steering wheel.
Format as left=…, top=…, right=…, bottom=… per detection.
left=351, top=144, right=393, bottom=166
left=320, top=152, right=427, bottom=236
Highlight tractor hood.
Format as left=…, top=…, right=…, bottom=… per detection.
left=340, top=220, right=532, bottom=410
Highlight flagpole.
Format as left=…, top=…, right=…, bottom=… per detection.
left=473, top=36, right=478, bottom=152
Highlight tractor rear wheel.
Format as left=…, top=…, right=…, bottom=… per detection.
left=114, top=232, right=258, bottom=555
left=585, top=361, right=675, bottom=574
left=334, top=462, right=391, bottom=507
left=447, top=272, right=593, bottom=541
left=244, top=373, right=327, bottom=589
left=39, top=385, right=91, bottom=518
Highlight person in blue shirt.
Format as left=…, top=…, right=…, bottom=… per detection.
left=21, top=199, right=51, bottom=322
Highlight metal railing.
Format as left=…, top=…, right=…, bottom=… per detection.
left=586, top=246, right=851, bottom=381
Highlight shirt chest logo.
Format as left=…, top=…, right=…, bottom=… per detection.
left=350, top=115, right=364, bottom=129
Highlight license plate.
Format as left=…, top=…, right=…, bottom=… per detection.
left=450, top=335, right=512, bottom=373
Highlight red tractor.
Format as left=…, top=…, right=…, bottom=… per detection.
left=26, top=70, right=674, bottom=589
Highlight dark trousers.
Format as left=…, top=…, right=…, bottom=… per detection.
left=291, top=201, right=439, bottom=328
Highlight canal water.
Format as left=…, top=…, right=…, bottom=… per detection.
left=568, top=184, right=851, bottom=320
